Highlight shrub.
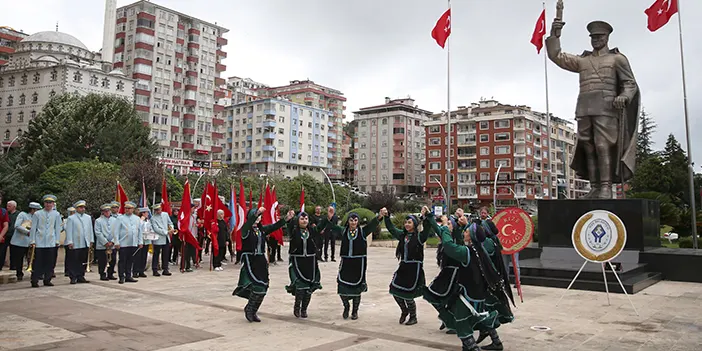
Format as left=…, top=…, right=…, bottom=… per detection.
left=389, top=212, right=411, bottom=230
left=679, top=237, right=694, bottom=248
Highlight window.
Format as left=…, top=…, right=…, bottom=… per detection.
left=33, top=72, right=41, bottom=84
left=19, top=94, right=25, bottom=105
left=429, top=138, right=441, bottom=146
left=480, top=147, right=490, bottom=155
left=480, top=160, right=490, bottom=168
left=90, top=75, right=99, bottom=86
left=381, top=152, right=388, bottom=159
left=3, top=130, right=9, bottom=140
left=479, top=121, right=489, bottom=129
left=429, top=125, right=440, bottom=133
left=0, top=77, right=3, bottom=88
left=495, top=159, right=511, bottom=167
left=73, top=71, right=83, bottom=83
left=480, top=186, right=491, bottom=195
left=429, top=150, right=441, bottom=158
left=429, top=162, right=441, bottom=170
left=50, top=70, right=58, bottom=81
left=495, top=146, right=510, bottom=154
left=32, top=92, right=38, bottom=104
left=8, top=76, right=15, bottom=87
left=5, top=112, right=11, bottom=123
left=381, top=118, right=387, bottom=125
left=494, top=120, right=510, bottom=129
left=480, top=172, right=490, bottom=180
left=7, top=95, right=13, bottom=106
left=495, top=132, right=510, bottom=141
left=18, top=111, right=24, bottom=123
left=20, top=73, right=27, bottom=85
left=49, top=90, right=56, bottom=98
left=30, top=110, right=36, bottom=119
left=116, top=81, right=124, bottom=91
left=480, top=134, right=489, bottom=142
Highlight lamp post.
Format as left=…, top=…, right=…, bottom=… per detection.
left=496, top=185, right=520, bottom=208
left=431, top=176, right=448, bottom=216
left=3, top=135, right=20, bottom=156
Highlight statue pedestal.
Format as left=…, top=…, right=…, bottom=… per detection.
left=512, top=199, right=662, bottom=294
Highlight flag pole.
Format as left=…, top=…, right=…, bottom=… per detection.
left=676, top=0, right=697, bottom=249
left=543, top=1, right=553, bottom=200
left=445, top=0, right=452, bottom=215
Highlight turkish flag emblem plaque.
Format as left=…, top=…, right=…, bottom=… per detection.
left=493, top=207, right=534, bottom=255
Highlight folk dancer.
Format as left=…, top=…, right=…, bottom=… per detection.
left=321, top=206, right=381, bottom=320
left=383, top=206, right=433, bottom=326
left=232, top=207, right=289, bottom=322
left=95, top=203, right=118, bottom=281
left=29, top=195, right=62, bottom=287
left=134, top=208, right=152, bottom=277
left=64, top=200, right=94, bottom=284
left=212, top=209, right=228, bottom=271
left=170, top=208, right=181, bottom=264
left=285, top=211, right=322, bottom=318
left=10, top=202, right=41, bottom=281
left=113, top=201, right=143, bottom=284
left=150, top=203, right=173, bottom=276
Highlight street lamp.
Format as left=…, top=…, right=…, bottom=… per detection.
left=496, top=185, right=520, bottom=208
left=3, top=135, right=20, bottom=157
left=431, top=176, right=448, bottom=216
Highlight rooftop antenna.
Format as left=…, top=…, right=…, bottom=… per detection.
left=56, top=21, right=59, bottom=32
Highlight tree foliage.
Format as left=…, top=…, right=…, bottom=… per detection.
left=364, top=191, right=398, bottom=213
left=661, top=134, right=691, bottom=206
left=636, top=108, right=656, bottom=163
left=18, top=94, right=157, bottom=181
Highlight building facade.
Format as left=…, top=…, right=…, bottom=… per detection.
left=342, top=120, right=357, bottom=185
left=226, top=98, right=333, bottom=181
left=0, top=31, right=135, bottom=151
left=227, top=76, right=267, bottom=105
left=257, top=80, right=346, bottom=179
left=0, top=26, right=29, bottom=66
left=424, top=99, right=589, bottom=213
left=110, top=0, right=228, bottom=175
left=354, top=97, right=431, bottom=195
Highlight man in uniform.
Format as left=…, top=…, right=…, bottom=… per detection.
left=59, top=207, right=76, bottom=277
left=64, top=200, right=94, bottom=284
left=150, top=203, right=173, bottom=276
left=29, top=195, right=62, bottom=287
left=110, top=202, right=121, bottom=217
left=547, top=18, right=639, bottom=199
left=10, top=202, right=41, bottom=281
left=95, top=203, right=117, bottom=281
left=113, top=201, right=143, bottom=284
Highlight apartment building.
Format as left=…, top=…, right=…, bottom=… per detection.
left=226, top=97, right=333, bottom=181
left=257, top=79, right=346, bottom=179
left=108, top=0, right=228, bottom=175
left=0, top=31, right=135, bottom=151
left=424, top=99, right=589, bottom=212
left=227, top=76, right=267, bottom=105
left=354, top=97, right=431, bottom=195
left=0, top=26, right=29, bottom=66
left=342, top=120, right=357, bottom=185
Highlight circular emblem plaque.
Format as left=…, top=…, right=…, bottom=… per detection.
left=493, top=207, right=534, bottom=255
left=572, top=210, right=627, bottom=263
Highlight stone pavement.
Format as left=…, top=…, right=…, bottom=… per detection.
left=0, top=246, right=701, bottom=351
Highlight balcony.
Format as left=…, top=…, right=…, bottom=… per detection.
left=171, top=111, right=180, bottom=117
left=457, top=153, right=476, bottom=159
left=173, top=81, right=182, bottom=89
left=170, top=141, right=179, bottom=148
left=216, top=63, right=226, bottom=71
left=185, top=85, right=197, bottom=91
left=457, top=138, right=476, bottom=146
left=188, top=28, right=201, bottom=35
left=217, top=37, right=228, bottom=45
left=214, top=90, right=225, bottom=99
left=328, top=133, right=337, bottom=140
left=213, top=118, right=225, bottom=126
left=262, top=145, right=275, bottom=152
left=173, top=96, right=181, bottom=104
left=216, top=49, right=227, bottom=58
left=514, top=138, right=526, bottom=144
left=211, top=146, right=223, bottom=153
left=457, top=178, right=476, bottom=185
left=182, top=143, right=194, bottom=149
left=183, top=128, right=195, bottom=135
left=263, top=108, right=276, bottom=115
left=214, top=104, right=225, bottom=113
left=246, top=135, right=252, bottom=141
left=183, top=113, right=196, bottom=121
left=263, top=132, right=276, bottom=139
left=215, top=77, right=225, bottom=85
left=513, top=151, right=526, bottom=157
left=262, top=156, right=275, bottom=162
left=212, top=132, right=224, bottom=139
left=513, top=123, right=525, bottom=131
left=171, top=126, right=179, bottom=133
left=514, top=163, right=527, bottom=171
left=392, top=134, right=404, bottom=140
left=187, top=56, right=199, bottom=63
left=263, top=120, right=276, bottom=128
left=327, top=120, right=334, bottom=127
left=393, top=144, right=404, bottom=151
left=328, top=153, right=334, bottom=159
left=187, top=42, right=200, bottom=49
left=186, top=70, right=198, bottom=78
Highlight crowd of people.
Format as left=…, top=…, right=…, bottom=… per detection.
left=0, top=192, right=514, bottom=351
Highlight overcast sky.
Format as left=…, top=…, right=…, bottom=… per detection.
left=2, top=0, right=700, bottom=168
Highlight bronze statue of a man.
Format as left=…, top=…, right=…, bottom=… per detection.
left=547, top=16, right=640, bottom=199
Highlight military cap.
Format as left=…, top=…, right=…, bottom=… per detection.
left=42, top=194, right=57, bottom=203
left=28, top=202, right=42, bottom=210
left=100, top=203, right=112, bottom=211
left=587, top=21, right=613, bottom=36
left=124, top=201, right=136, bottom=209
left=73, top=200, right=86, bottom=208
left=67, top=207, right=76, bottom=212
left=111, top=201, right=120, bottom=208
left=138, top=207, right=149, bottom=213
left=152, top=203, right=162, bottom=210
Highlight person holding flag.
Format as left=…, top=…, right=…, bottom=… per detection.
left=232, top=207, right=292, bottom=323
left=150, top=203, right=174, bottom=276
left=285, top=211, right=323, bottom=319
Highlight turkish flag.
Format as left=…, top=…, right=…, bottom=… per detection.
left=531, top=9, right=547, bottom=53
left=209, top=182, right=220, bottom=257
left=431, top=8, right=451, bottom=48
left=161, top=176, right=172, bottom=215
left=645, top=0, right=678, bottom=32
left=271, top=187, right=283, bottom=246
left=262, top=185, right=273, bottom=226
left=115, top=181, right=129, bottom=214
left=178, top=180, right=201, bottom=251
left=235, top=180, right=246, bottom=251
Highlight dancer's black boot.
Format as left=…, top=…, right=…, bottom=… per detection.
left=341, top=296, right=350, bottom=319
left=476, top=330, right=489, bottom=344
left=481, top=329, right=503, bottom=350
left=351, top=296, right=360, bottom=320
left=300, top=292, right=312, bottom=318
left=245, top=294, right=264, bottom=322
left=393, top=296, right=409, bottom=324
left=461, top=336, right=481, bottom=351
left=405, top=299, right=417, bottom=326
left=293, top=292, right=303, bottom=318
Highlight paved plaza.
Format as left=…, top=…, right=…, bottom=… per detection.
left=1, top=246, right=701, bottom=351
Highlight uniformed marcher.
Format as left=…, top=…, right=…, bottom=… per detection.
left=113, top=201, right=143, bottom=284
left=150, top=203, right=173, bottom=276
left=320, top=206, right=382, bottom=321
left=64, top=200, right=94, bottom=284
left=110, top=202, right=121, bottom=217
left=232, top=207, right=290, bottom=323
left=10, top=202, right=41, bottom=281
left=285, top=211, right=322, bottom=318
left=383, top=206, right=433, bottom=326
left=95, top=203, right=117, bottom=281
left=29, top=195, right=62, bottom=288
left=59, top=207, right=76, bottom=277
left=133, top=208, right=152, bottom=277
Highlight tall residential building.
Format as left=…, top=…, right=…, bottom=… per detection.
left=342, top=120, right=357, bottom=185
left=227, top=76, right=267, bottom=105
left=424, top=99, right=589, bottom=213
left=226, top=97, right=332, bottom=181
left=110, top=0, right=228, bottom=175
left=0, top=31, right=135, bottom=152
left=257, top=79, right=346, bottom=179
left=0, top=26, right=29, bottom=66
left=354, top=97, right=431, bottom=195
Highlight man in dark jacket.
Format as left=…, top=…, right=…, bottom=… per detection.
left=323, top=214, right=339, bottom=262
left=170, top=208, right=180, bottom=264
left=310, top=206, right=324, bottom=261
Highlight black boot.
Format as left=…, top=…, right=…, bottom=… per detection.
left=394, top=296, right=409, bottom=324
left=481, top=329, right=503, bottom=350
left=476, top=330, right=490, bottom=344
left=405, top=299, right=417, bottom=326
left=301, top=292, right=312, bottom=318
left=246, top=293, right=265, bottom=322
left=351, top=296, right=360, bottom=320
left=293, top=293, right=303, bottom=318
left=341, top=296, right=350, bottom=320
left=461, top=336, right=481, bottom=351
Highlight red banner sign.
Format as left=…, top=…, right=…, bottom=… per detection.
left=493, top=207, right=534, bottom=255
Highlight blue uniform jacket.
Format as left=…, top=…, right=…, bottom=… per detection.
left=10, top=212, right=32, bottom=247
left=29, top=209, right=62, bottom=248
left=113, top=214, right=143, bottom=247
left=65, top=213, right=94, bottom=249
left=151, top=212, right=173, bottom=246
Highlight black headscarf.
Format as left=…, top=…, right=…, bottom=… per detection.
left=396, top=214, right=420, bottom=260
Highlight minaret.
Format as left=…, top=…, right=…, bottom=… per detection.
left=101, top=0, right=117, bottom=66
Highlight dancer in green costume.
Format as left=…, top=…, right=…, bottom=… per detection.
left=285, top=211, right=322, bottom=318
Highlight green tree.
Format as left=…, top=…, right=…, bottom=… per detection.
left=364, top=191, right=398, bottom=213
left=661, top=134, right=691, bottom=206
left=636, top=108, right=656, bottom=163
left=629, top=155, right=672, bottom=194
left=18, top=94, right=157, bottom=182
left=629, top=191, right=681, bottom=227
left=0, top=152, right=30, bottom=204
